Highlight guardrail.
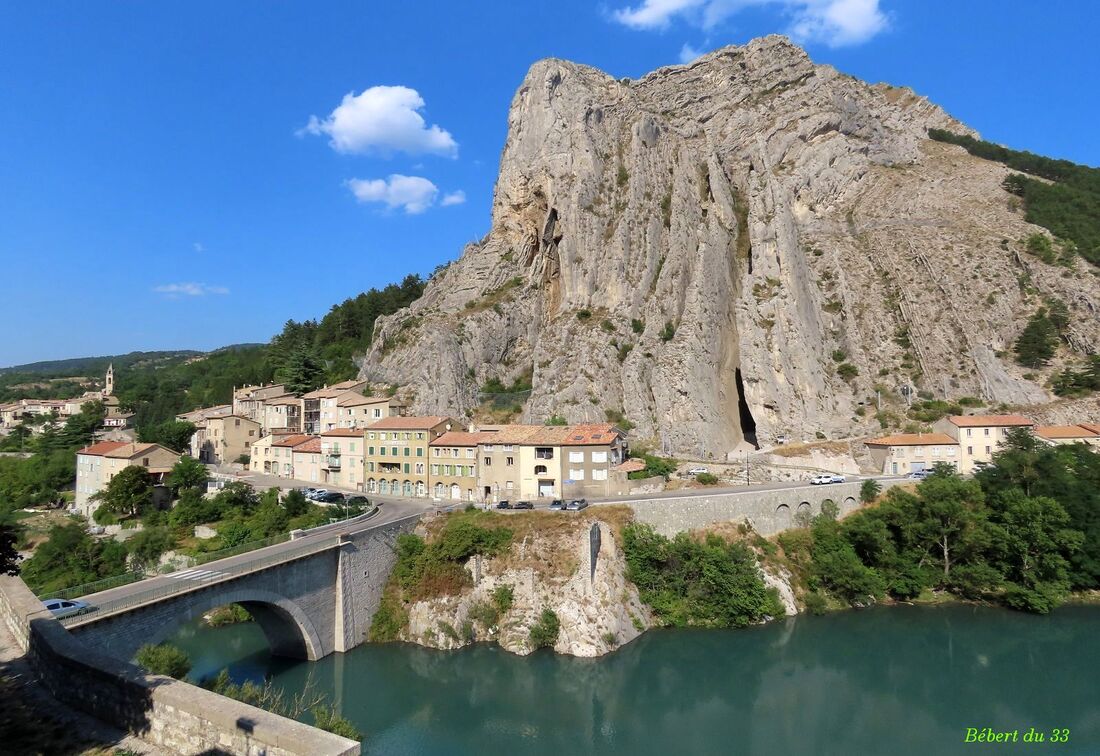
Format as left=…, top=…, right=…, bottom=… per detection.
left=59, top=507, right=407, bottom=628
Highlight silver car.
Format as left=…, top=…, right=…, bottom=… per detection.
left=42, top=598, right=90, bottom=619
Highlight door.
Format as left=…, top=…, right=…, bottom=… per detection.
left=910, top=461, right=925, bottom=473
left=538, top=479, right=555, bottom=497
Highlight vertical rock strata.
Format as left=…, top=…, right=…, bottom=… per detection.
left=361, top=36, right=1099, bottom=457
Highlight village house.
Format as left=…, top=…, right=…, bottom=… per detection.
left=249, top=433, right=315, bottom=477
left=176, top=404, right=233, bottom=426
left=189, top=414, right=262, bottom=465
left=474, top=423, right=627, bottom=501
left=74, top=440, right=181, bottom=518
left=319, top=428, right=366, bottom=490
left=864, top=433, right=959, bottom=476
left=428, top=431, right=483, bottom=502
left=232, top=383, right=288, bottom=425
left=302, top=380, right=369, bottom=434
left=335, top=393, right=405, bottom=429
left=291, top=436, right=324, bottom=484
left=262, top=395, right=303, bottom=434
left=1034, top=424, right=1100, bottom=447
left=932, top=414, right=1034, bottom=472
left=364, top=416, right=455, bottom=497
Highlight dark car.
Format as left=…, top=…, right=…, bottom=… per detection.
left=318, top=491, right=346, bottom=503
left=495, top=500, right=512, bottom=509
left=549, top=499, right=566, bottom=511
left=513, top=500, right=534, bottom=510
left=566, top=499, right=589, bottom=511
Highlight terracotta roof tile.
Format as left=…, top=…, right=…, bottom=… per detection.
left=1035, top=425, right=1100, bottom=440
left=321, top=428, right=365, bottom=437
left=77, top=441, right=128, bottom=456
left=948, top=414, right=1032, bottom=428
left=865, top=433, right=957, bottom=446
left=430, top=431, right=490, bottom=447
left=368, top=416, right=453, bottom=431
left=1078, top=423, right=1100, bottom=435
left=615, top=459, right=646, bottom=473
left=293, top=438, right=323, bottom=453
left=272, top=434, right=317, bottom=448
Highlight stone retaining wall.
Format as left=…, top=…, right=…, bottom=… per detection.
left=625, top=480, right=908, bottom=537
left=0, top=574, right=359, bottom=756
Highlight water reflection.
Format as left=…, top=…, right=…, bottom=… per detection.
left=170, top=605, right=1100, bottom=755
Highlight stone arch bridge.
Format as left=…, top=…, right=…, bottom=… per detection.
left=63, top=511, right=421, bottom=663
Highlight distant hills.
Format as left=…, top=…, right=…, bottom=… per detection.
left=0, top=345, right=266, bottom=376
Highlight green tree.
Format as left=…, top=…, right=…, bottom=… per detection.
left=1014, top=308, right=1059, bottom=368
left=91, top=465, right=154, bottom=519
left=19, top=523, right=129, bottom=594
left=135, top=643, right=191, bottom=679
left=166, top=455, right=208, bottom=493
left=0, top=523, right=20, bottom=575
left=529, top=608, right=561, bottom=649
left=277, top=344, right=325, bottom=395
left=282, top=489, right=309, bottom=517
left=991, top=491, right=1082, bottom=613
left=139, top=419, right=197, bottom=453
left=859, top=478, right=881, bottom=504
left=127, top=526, right=176, bottom=570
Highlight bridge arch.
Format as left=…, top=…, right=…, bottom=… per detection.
left=145, top=587, right=324, bottom=660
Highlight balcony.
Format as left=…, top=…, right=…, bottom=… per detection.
left=323, top=454, right=341, bottom=470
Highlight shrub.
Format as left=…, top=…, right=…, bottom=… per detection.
left=627, top=453, right=677, bottom=480
left=369, top=593, right=407, bottom=641
left=600, top=318, right=615, bottom=332
left=312, top=707, right=361, bottom=741
left=576, top=309, right=592, bottom=321
left=135, top=643, right=191, bottom=679
left=859, top=479, right=882, bottom=504
left=695, top=472, right=719, bottom=485
left=545, top=415, right=568, bottom=426
left=529, top=608, right=561, bottom=649
left=468, top=601, right=499, bottom=628
left=836, top=363, right=859, bottom=380
left=804, top=591, right=828, bottom=615
left=492, top=584, right=514, bottom=615
left=631, top=318, right=645, bottom=334
left=659, top=321, right=676, bottom=341
left=831, top=349, right=847, bottom=363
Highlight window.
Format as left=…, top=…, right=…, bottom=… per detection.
left=984, top=428, right=990, bottom=436
left=368, top=446, right=375, bottom=455
left=535, top=447, right=554, bottom=459
left=142, top=457, right=150, bottom=466
left=947, top=447, right=956, bottom=456
left=466, top=448, right=475, bottom=458
left=503, top=444, right=514, bottom=452
left=506, top=481, right=514, bottom=490
left=368, top=432, right=375, bottom=440
left=416, top=447, right=423, bottom=457
left=404, top=447, right=410, bottom=457
left=985, top=446, right=991, bottom=454
left=248, top=430, right=255, bottom=437
left=380, top=447, right=386, bottom=456
left=483, top=457, right=492, bottom=466
left=403, top=463, right=410, bottom=474
left=415, top=463, right=424, bottom=474
left=444, top=465, right=453, bottom=475
left=966, top=428, right=972, bottom=437
left=433, top=448, right=441, bottom=457
left=404, top=432, right=411, bottom=440
left=235, top=419, right=241, bottom=427
left=569, top=468, right=585, bottom=480
left=535, top=464, right=547, bottom=475
left=967, top=446, right=973, bottom=455
left=379, top=432, right=387, bottom=441
left=591, top=451, right=607, bottom=463
left=350, top=442, right=356, bottom=452
left=391, top=447, right=398, bottom=456
left=484, top=444, right=495, bottom=452
left=506, top=456, right=514, bottom=466
left=373, top=408, right=382, bottom=418
left=569, top=451, right=584, bottom=463
left=416, top=433, right=424, bottom=440
left=592, top=468, right=608, bottom=481
left=431, top=464, right=439, bottom=475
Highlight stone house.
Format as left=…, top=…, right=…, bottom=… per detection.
left=231, top=383, right=288, bottom=425
left=864, top=432, right=959, bottom=475
left=1033, top=424, right=1100, bottom=447
left=335, top=393, right=405, bottom=430
left=189, top=415, right=262, bottom=465
left=932, top=414, right=1034, bottom=473
left=364, top=416, right=456, bottom=497
left=74, top=441, right=181, bottom=518
left=302, top=380, right=369, bottom=434
left=428, top=431, right=483, bottom=502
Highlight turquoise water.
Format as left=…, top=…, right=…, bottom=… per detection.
left=169, top=605, right=1100, bottom=755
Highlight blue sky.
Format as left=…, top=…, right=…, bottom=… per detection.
left=1, top=1, right=1097, bottom=366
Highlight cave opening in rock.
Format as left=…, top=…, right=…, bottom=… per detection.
left=735, top=368, right=759, bottom=448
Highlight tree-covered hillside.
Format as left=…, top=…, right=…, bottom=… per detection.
left=928, top=129, right=1100, bottom=265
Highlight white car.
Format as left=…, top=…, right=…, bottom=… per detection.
left=686, top=466, right=710, bottom=476
left=43, top=598, right=90, bottom=619
left=810, top=474, right=846, bottom=485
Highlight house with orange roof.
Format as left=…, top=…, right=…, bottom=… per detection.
left=319, top=428, right=368, bottom=490
left=932, top=414, right=1034, bottom=472
left=249, top=433, right=316, bottom=478
left=472, top=423, right=627, bottom=501
left=302, top=380, right=369, bottom=434
left=364, top=416, right=458, bottom=497
left=1033, top=424, right=1100, bottom=448
left=189, top=414, right=262, bottom=465
left=74, top=441, right=181, bottom=517
left=428, top=430, right=487, bottom=501
left=335, top=392, right=405, bottom=429
left=864, top=432, right=959, bottom=476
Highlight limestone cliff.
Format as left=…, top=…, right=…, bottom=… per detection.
left=359, top=35, right=1100, bottom=457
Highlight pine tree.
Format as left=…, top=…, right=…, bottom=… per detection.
left=1014, top=309, right=1058, bottom=368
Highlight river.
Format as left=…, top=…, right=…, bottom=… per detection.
left=168, top=604, right=1100, bottom=755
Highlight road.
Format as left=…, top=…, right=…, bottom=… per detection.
left=66, top=495, right=434, bottom=622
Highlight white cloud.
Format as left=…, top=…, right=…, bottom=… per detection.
left=611, top=0, right=887, bottom=47
left=192, top=242, right=205, bottom=253
left=153, top=282, right=229, bottom=298
left=441, top=190, right=466, bottom=207
left=679, top=42, right=705, bottom=63
left=302, top=85, right=458, bottom=157
left=346, top=175, right=439, bottom=214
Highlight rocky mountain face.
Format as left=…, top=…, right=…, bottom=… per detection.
left=360, top=35, right=1100, bottom=458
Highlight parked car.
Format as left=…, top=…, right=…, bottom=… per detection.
left=42, top=598, right=90, bottom=619
left=549, top=499, right=566, bottom=511
left=496, top=500, right=513, bottom=509
left=306, top=488, right=329, bottom=500
left=317, top=491, right=345, bottom=503
left=907, top=469, right=931, bottom=480
left=300, top=487, right=318, bottom=497
left=566, top=499, right=589, bottom=511
left=810, top=474, right=846, bottom=485
left=828, top=474, right=847, bottom=483
left=513, top=500, right=534, bottom=510
left=686, top=466, right=710, bottom=476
